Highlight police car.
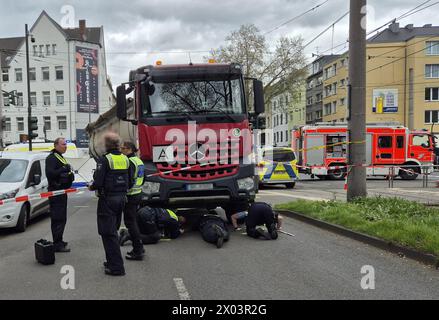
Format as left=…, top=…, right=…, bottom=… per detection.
left=0, top=152, right=50, bottom=232
left=257, top=147, right=298, bottom=189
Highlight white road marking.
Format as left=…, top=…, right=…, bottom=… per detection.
left=258, top=190, right=328, bottom=201
left=173, top=278, right=191, bottom=300
left=74, top=206, right=89, bottom=208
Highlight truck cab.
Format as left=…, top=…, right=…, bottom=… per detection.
left=116, top=62, right=265, bottom=210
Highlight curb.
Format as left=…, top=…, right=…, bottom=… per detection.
left=275, top=209, right=439, bottom=269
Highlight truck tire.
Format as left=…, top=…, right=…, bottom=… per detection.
left=285, top=182, right=296, bottom=189
left=15, top=204, right=30, bottom=233
left=399, top=166, right=420, bottom=180
left=328, top=166, right=346, bottom=180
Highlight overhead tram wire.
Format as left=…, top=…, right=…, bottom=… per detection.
left=263, top=0, right=330, bottom=36
left=317, top=0, right=439, bottom=57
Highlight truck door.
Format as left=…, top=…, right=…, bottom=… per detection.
left=409, top=134, right=434, bottom=163
left=393, top=135, right=405, bottom=163
left=305, top=135, right=325, bottom=167
left=374, top=135, right=394, bottom=165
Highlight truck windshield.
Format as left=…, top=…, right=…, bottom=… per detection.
left=412, top=134, right=431, bottom=148
left=145, top=78, right=244, bottom=116
left=0, top=159, right=28, bottom=182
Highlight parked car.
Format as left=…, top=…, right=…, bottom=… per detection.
left=257, top=147, right=299, bottom=189
left=0, top=152, right=49, bottom=232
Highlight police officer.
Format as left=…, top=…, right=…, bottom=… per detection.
left=246, top=202, right=278, bottom=240
left=120, top=141, right=145, bottom=260
left=89, top=132, right=133, bottom=276
left=45, top=138, right=74, bottom=252
left=198, top=214, right=230, bottom=249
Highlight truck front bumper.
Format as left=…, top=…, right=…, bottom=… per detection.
left=141, top=164, right=256, bottom=209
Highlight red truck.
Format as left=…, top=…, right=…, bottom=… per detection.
left=292, top=123, right=435, bottom=180
left=114, top=62, right=264, bottom=214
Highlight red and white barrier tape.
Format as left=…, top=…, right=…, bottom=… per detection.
left=0, top=187, right=89, bottom=206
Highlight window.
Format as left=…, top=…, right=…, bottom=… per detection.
left=306, top=113, right=313, bottom=122
left=4, top=118, right=11, bottom=132
left=280, top=131, right=283, bottom=142
left=30, top=92, right=36, bottom=107
left=17, top=92, right=23, bottom=106
left=56, top=91, right=64, bottom=105
left=397, top=136, right=404, bottom=149
left=340, top=98, right=346, bottom=106
left=316, top=94, right=322, bottom=102
left=316, top=110, right=322, bottom=119
left=2, top=68, right=8, bottom=82
left=46, top=45, right=51, bottom=56
left=39, top=45, right=44, bottom=57
left=425, top=88, right=439, bottom=101
left=52, top=44, right=57, bottom=55
left=378, top=136, right=392, bottom=148
left=17, top=117, right=24, bottom=132
left=340, top=79, right=345, bottom=87
left=425, top=110, right=439, bottom=124
left=3, top=93, right=9, bottom=107
left=280, top=114, right=283, bottom=125
left=43, top=116, right=51, bottom=131
left=426, top=41, right=439, bottom=55
left=324, top=103, right=331, bottom=116
left=42, top=67, right=49, bottom=81
left=426, top=64, right=439, bottom=78
left=29, top=68, right=36, bottom=81
left=307, top=97, right=313, bottom=105
left=58, top=116, right=67, bottom=130
left=55, top=66, right=63, bottom=80
left=285, top=130, right=289, bottom=142
left=15, top=68, right=22, bottom=82
left=413, top=135, right=430, bottom=148
left=332, top=101, right=337, bottom=114
left=33, top=45, right=38, bottom=56
left=43, top=91, right=51, bottom=106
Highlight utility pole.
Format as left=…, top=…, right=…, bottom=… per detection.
left=25, top=24, right=33, bottom=151
left=347, top=0, right=367, bottom=201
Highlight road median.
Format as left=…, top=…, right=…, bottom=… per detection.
left=275, top=197, right=439, bottom=268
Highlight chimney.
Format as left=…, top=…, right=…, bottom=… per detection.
left=389, top=22, right=400, bottom=34
left=79, top=19, right=87, bottom=41
left=405, top=24, right=414, bottom=31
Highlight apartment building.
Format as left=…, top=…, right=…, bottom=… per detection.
left=321, top=23, right=439, bottom=131
left=0, top=11, right=113, bottom=146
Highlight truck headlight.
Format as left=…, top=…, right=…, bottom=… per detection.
left=238, top=177, right=255, bottom=190
left=0, top=189, right=19, bottom=200
left=142, top=182, right=161, bottom=194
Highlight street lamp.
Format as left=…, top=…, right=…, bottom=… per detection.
left=25, top=24, right=36, bottom=151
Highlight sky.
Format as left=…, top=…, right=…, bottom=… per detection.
left=0, top=0, right=438, bottom=89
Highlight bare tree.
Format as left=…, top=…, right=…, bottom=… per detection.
left=208, top=24, right=307, bottom=113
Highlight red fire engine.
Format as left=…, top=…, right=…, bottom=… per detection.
left=291, top=123, right=435, bottom=180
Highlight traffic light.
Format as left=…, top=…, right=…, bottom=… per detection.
left=29, top=116, right=38, bottom=139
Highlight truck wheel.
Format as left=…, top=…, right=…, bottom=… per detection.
left=399, top=166, right=419, bottom=180
left=328, top=168, right=346, bottom=180
left=15, top=204, right=30, bottom=233
left=285, top=182, right=296, bottom=189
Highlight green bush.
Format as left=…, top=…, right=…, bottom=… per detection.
left=276, top=197, right=439, bottom=256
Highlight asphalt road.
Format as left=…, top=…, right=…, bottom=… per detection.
left=0, top=188, right=439, bottom=300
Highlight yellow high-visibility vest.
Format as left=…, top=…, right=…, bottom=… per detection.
left=127, top=156, right=144, bottom=196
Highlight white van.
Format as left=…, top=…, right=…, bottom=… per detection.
left=0, top=152, right=50, bottom=232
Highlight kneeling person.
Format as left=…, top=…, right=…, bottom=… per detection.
left=199, top=214, right=230, bottom=249
left=246, top=202, right=278, bottom=240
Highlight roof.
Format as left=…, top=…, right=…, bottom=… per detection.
left=0, top=11, right=102, bottom=68
left=369, top=23, right=439, bottom=43
left=0, top=152, right=49, bottom=161
left=0, top=37, right=24, bottom=68
left=63, top=27, right=102, bottom=45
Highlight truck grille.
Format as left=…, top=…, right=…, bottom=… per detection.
left=156, top=141, right=240, bottom=181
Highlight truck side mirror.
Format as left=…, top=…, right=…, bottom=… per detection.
left=31, top=174, right=41, bottom=186
left=253, top=80, right=265, bottom=115
left=116, top=85, right=128, bottom=120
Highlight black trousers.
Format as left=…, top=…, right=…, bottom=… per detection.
left=49, top=194, right=68, bottom=246
left=246, top=203, right=276, bottom=239
left=123, top=194, right=143, bottom=253
left=199, top=216, right=230, bottom=244
left=97, top=195, right=126, bottom=272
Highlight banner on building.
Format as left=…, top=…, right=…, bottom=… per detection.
left=76, top=129, right=89, bottom=148
left=76, top=46, right=99, bottom=114
left=372, top=89, right=398, bottom=113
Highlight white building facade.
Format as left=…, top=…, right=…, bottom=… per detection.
left=0, top=11, right=113, bottom=146
left=271, top=94, right=291, bottom=147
